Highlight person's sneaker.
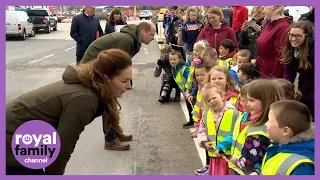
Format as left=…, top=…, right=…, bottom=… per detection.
left=195, top=165, right=209, bottom=175
left=183, top=121, right=194, bottom=128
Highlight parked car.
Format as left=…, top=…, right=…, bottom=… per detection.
left=284, top=6, right=310, bottom=22
left=6, top=10, right=35, bottom=40
left=139, top=10, right=153, bottom=20
left=27, top=8, right=57, bottom=33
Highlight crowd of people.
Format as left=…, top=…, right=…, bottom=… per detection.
left=155, top=5, right=315, bottom=175
left=5, top=5, right=315, bottom=176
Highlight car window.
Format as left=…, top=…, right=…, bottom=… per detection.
left=28, top=10, right=49, bottom=16
left=6, top=12, right=17, bottom=23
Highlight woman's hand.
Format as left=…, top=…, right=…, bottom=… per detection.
left=251, top=59, right=256, bottom=64
left=241, top=23, right=248, bottom=31
left=252, top=24, right=261, bottom=32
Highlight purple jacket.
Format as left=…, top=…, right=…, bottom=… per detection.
left=283, top=35, right=314, bottom=114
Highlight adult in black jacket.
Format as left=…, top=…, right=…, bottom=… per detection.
left=70, top=6, right=104, bottom=65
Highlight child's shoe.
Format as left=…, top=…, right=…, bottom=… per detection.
left=191, top=131, right=197, bottom=138
left=158, top=96, right=166, bottom=103
left=183, top=121, right=194, bottom=128
left=195, top=165, right=209, bottom=175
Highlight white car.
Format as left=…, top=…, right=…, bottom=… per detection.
left=284, top=6, right=310, bottom=22
left=6, top=10, right=36, bottom=40
left=139, top=10, right=153, bottom=20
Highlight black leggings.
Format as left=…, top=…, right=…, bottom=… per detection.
left=205, top=149, right=210, bottom=165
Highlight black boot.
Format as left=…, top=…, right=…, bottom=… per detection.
left=158, top=96, right=166, bottom=103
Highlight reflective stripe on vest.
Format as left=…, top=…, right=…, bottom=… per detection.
left=228, top=96, right=239, bottom=109
left=230, top=120, right=268, bottom=174
left=192, top=90, right=202, bottom=122
left=185, top=66, right=195, bottom=90
left=203, top=108, right=240, bottom=157
left=174, top=66, right=187, bottom=91
left=218, top=60, right=230, bottom=70
left=261, top=153, right=314, bottom=175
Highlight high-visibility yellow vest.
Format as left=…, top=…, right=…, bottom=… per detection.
left=202, top=108, right=240, bottom=157
left=174, top=66, right=188, bottom=92
left=192, top=89, right=204, bottom=123
left=261, top=152, right=313, bottom=175
left=218, top=60, right=230, bottom=70
left=228, top=96, right=240, bottom=109
left=185, top=66, right=195, bottom=90
left=229, top=117, right=269, bottom=174
left=225, top=57, right=233, bottom=66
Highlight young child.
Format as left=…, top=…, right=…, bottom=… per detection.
left=272, top=78, right=302, bottom=101
left=182, top=7, right=204, bottom=63
left=237, top=63, right=260, bottom=89
left=228, top=79, right=284, bottom=175
left=154, top=45, right=180, bottom=103
left=218, top=39, right=236, bottom=68
left=256, top=100, right=314, bottom=175
left=184, top=40, right=210, bottom=127
left=197, top=83, right=241, bottom=175
left=229, top=49, right=251, bottom=85
left=208, top=66, right=243, bottom=112
left=190, top=61, right=212, bottom=138
left=169, top=50, right=193, bottom=127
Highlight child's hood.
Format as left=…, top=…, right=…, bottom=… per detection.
left=268, top=126, right=314, bottom=161
left=225, top=90, right=239, bottom=100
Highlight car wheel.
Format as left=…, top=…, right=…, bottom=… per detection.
left=20, top=29, right=26, bottom=40
left=46, top=24, right=51, bottom=33
left=29, top=28, right=36, bottom=37
left=53, top=22, right=57, bottom=31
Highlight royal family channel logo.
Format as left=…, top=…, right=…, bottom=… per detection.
left=11, top=120, right=61, bottom=169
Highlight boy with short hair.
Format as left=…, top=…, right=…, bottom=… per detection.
left=218, top=39, right=236, bottom=67
left=252, top=100, right=314, bottom=175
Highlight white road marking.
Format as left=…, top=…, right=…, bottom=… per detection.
left=28, top=54, right=55, bottom=64
left=64, top=46, right=76, bottom=51
left=179, top=93, right=206, bottom=167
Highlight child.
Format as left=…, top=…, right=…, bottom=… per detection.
left=272, top=78, right=302, bottom=101
left=169, top=50, right=193, bottom=127
left=229, top=49, right=251, bottom=85
left=256, top=100, right=314, bottom=175
left=237, top=63, right=260, bottom=89
left=184, top=40, right=210, bottom=127
left=207, top=66, right=243, bottom=112
left=197, top=83, right=241, bottom=175
left=218, top=39, right=236, bottom=68
left=154, top=45, right=180, bottom=103
left=182, top=7, right=204, bottom=63
left=190, top=61, right=212, bottom=138
left=228, top=79, right=284, bottom=175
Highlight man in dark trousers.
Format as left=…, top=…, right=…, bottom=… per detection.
left=70, top=6, right=104, bottom=65
left=81, top=21, right=156, bottom=151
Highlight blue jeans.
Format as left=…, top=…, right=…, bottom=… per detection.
left=102, top=111, right=119, bottom=142
left=6, top=166, right=45, bottom=175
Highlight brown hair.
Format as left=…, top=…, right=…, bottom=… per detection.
left=238, top=63, right=260, bottom=80
left=270, top=100, right=312, bottom=135
left=109, top=8, right=124, bottom=22
left=247, top=79, right=285, bottom=126
left=240, top=82, right=250, bottom=98
left=76, top=49, right=132, bottom=133
left=201, top=83, right=224, bottom=104
left=281, top=21, right=314, bottom=70
left=169, top=50, right=183, bottom=59
left=220, top=39, right=235, bottom=53
left=160, top=44, right=172, bottom=54
left=208, top=65, right=237, bottom=93
left=202, top=47, right=218, bottom=59
left=205, top=6, right=224, bottom=25
left=137, top=21, right=153, bottom=32
left=232, top=49, right=251, bottom=66
left=185, top=7, right=201, bottom=22
left=251, top=6, right=264, bottom=19
left=272, top=78, right=302, bottom=101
